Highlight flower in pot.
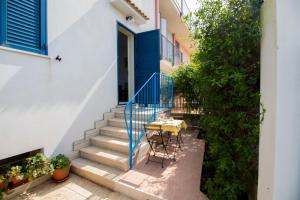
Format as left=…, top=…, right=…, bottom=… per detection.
left=7, top=166, right=26, bottom=187
left=0, top=175, right=8, bottom=191
left=25, top=153, right=53, bottom=181
left=50, top=154, right=70, bottom=182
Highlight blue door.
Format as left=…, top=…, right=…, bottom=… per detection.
left=134, top=29, right=160, bottom=92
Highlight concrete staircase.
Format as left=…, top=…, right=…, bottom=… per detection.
left=71, top=106, right=170, bottom=200
left=71, top=107, right=145, bottom=190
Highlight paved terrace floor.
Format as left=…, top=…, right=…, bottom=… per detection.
left=12, top=174, right=133, bottom=200
left=12, top=130, right=207, bottom=200
left=118, top=130, right=208, bottom=200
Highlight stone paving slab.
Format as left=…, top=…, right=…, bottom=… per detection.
left=12, top=174, right=132, bottom=200
left=118, top=130, right=208, bottom=200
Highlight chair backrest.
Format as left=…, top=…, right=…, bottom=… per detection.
left=144, top=124, right=162, bottom=141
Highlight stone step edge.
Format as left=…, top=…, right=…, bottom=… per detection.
left=79, top=147, right=129, bottom=171
left=72, top=111, right=115, bottom=152
left=71, top=158, right=124, bottom=190
left=114, top=180, right=166, bottom=200
left=72, top=159, right=165, bottom=200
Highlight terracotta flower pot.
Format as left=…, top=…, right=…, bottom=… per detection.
left=51, top=167, right=70, bottom=182
left=11, top=177, right=27, bottom=187
left=0, top=182, right=6, bottom=191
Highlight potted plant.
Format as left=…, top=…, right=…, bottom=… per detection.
left=0, top=175, right=7, bottom=191
left=7, top=166, right=26, bottom=187
left=0, top=175, right=7, bottom=200
left=25, top=153, right=53, bottom=181
left=50, top=154, right=70, bottom=182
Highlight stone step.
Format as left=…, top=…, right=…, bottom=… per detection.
left=114, top=111, right=154, bottom=120
left=108, top=118, right=146, bottom=129
left=111, top=105, right=152, bottom=111
left=91, top=135, right=129, bottom=154
left=80, top=146, right=129, bottom=171
left=100, top=126, right=138, bottom=140
left=71, top=158, right=123, bottom=190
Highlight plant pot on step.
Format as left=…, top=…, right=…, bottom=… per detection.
left=7, top=166, right=27, bottom=188
left=11, top=177, right=28, bottom=187
left=50, top=154, right=71, bottom=182
left=51, top=167, right=70, bottom=182
left=0, top=183, right=4, bottom=191
left=0, top=175, right=8, bottom=191
left=0, top=182, right=7, bottom=191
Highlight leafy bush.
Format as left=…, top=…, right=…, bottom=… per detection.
left=172, top=64, right=201, bottom=111
left=173, top=0, right=263, bottom=199
left=0, top=175, right=7, bottom=190
left=51, top=154, right=70, bottom=170
left=25, top=153, right=53, bottom=180
left=7, top=166, right=24, bottom=181
left=0, top=175, right=7, bottom=200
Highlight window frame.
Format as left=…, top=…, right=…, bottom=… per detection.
left=0, top=0, right=48, bottom=55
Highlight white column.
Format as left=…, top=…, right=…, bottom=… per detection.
left=259, top=0, right=300, bottom=199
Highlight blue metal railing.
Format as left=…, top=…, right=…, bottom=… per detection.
left=124, top=73, right=174, bottom=169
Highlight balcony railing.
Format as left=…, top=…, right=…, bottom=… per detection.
left=174, top=46, right=183, bottom=66
left=160, top=34, right=183, bottom=66
left=173, top=0, right=190, bottom=17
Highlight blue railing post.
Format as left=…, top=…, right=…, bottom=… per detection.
left=167, top=77, right=170, bottom=109
left=172, top=79, right=175, bottom=108
left=129, top=102, right=133, bottom=169
left=154, top=74, right=157, bottom=120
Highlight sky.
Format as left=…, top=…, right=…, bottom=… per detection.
left=185, top=0, right=198, bottom=11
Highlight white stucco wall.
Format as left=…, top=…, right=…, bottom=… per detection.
left=259, top=0, right=300, bottom=199
left=0, top=0, right=155, bottom=159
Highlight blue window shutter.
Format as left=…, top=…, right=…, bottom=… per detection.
left=0, top=0, right=7, bottom=45
left=0, top=0, right=47, bottom=55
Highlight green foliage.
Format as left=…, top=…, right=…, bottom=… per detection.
left=0, top=175, right=7, bottom=200
left=173, top=0, right=263, bottom=199
left=7, top=166, right=24, bottom=181
left=25, top=153, right=53, bottom=180
left=0, top=175, right=7, bottom=186
left=51, top=154, right=70, bottom=170
left=172, top=63, right=202, bottom=111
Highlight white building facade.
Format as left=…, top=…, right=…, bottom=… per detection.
left=0, top=0, right=192, bottom=161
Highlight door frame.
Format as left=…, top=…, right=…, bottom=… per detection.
left=117, top=22, right=136, bottom=105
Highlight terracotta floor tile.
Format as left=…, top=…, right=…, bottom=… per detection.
left=118, top=130, right=208, bottom=200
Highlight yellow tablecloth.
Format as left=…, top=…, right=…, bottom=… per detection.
left=148, top=119, right=188, bottom=136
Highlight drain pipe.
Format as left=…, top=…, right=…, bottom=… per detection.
left=155, top=0, right=159, bottom=29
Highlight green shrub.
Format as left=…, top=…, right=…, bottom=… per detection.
left=0, top=175, right=7, bottom=200
left=25, top=153, right=53, bottom=180
left=0, top=175, right=8, bottom=190
left=172, top=63, right=201, bottom=111
left=7, top=166, right=25, bottom=181
left=51, top=154, right=70, bottom=170
left=173, top=0, right=263, bottom=199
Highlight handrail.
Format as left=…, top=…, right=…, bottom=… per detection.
left=127, top=72, right=157, bottom=102
left=124, top=72, right=174, bottom=169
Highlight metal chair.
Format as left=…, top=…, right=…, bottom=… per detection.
left=144, top=124, right=170, bottom=168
